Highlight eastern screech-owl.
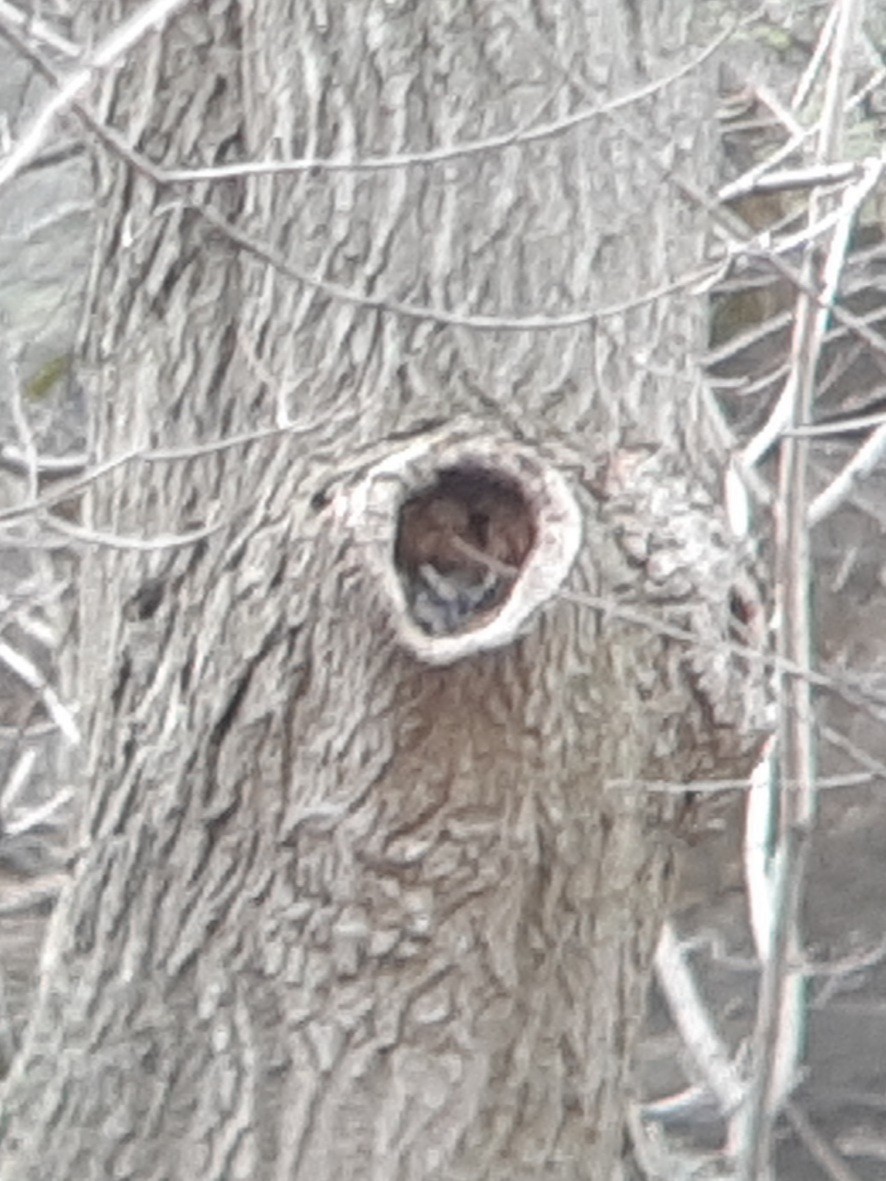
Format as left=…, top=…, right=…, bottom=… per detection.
left=396, top=486, right=533, bottom=635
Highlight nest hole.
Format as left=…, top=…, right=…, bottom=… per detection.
left=394, top=466, right=538, bottom=636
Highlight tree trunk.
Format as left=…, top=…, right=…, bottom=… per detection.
left=0, top=2, right=763, bottom=1178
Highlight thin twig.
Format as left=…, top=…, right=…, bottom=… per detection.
left=7, top=5, right=886, bottom=370
left=3, top=347, right=38, bottom=504
left=2, top=787, right=73, bottom=837
left=0, top=748, right=37, bottom=814
left=655, top=921, right=747, bottom=1117
left=0, top=0, right=81, bottom=58
left=605, top=771, right=874, bottom=795
left=0, top=19, right=735, bottom=334
left=44, top=512, right=224, bottom=552
left=792, top=1, right=841, bottom=111
left=719, top=159, right=868, bottom=201
left=0, top=0, right=192, bottom=188
left=0, top=444, right=87, bottom=480
left=785, top=1100, right=865, bottom=1181
left=741, top=157, right=883, bottom=469
left=153, top=22, right=743, bottom=183
left=721, top=60, right=886, bottom=205
left=0, top=421, right=318, bottom=527
left=809, top=421, right=886, bottom=524
left=737, top=5, right=865, bottom=1178
left=0, top=638, right=79, bottom=745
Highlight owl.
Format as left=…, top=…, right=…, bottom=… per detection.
left=396, top=485, right=534, bottom=635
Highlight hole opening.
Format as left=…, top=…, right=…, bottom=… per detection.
left=394, top=466, right=537, bottom=635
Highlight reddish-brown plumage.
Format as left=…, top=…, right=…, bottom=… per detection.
left=397, top=496, right=476, bottom=573
left=396, top=486, right=534, bottom=580
left=473, top=491, right=534, bottom=572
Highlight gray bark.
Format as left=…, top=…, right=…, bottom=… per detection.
left=0, top=2, right=764, bottom=1178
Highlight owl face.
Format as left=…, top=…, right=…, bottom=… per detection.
left=395, top=470, right=536, bottom=636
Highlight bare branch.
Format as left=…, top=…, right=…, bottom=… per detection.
left=791, top=1, right=841, bottom=112
left=718, top=159, right=871, bottom=201
left=737, top=6, right=866, bottom=1177
left=785, top=1101, right=865, bottom=1181
left=720, top=60, right=886, bottom=205
left=154, top=21, right=742, bottom=183
left=42, top=512, right=224, bottom=552
left=654, top=921, right=747, bottom=1117
left=0, top=0, right=80, bottom=58
left=0, top=638, right=79, bottom=745
left=606, top=771, right=875, bottom=795
left=0, top=0, right=192, bottom=188
left=809, top=421, right=886, bottom=524
left=2, top=787, right=73, bottom=838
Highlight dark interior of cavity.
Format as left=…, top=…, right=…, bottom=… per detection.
left=395, top=467, right=536, bottom=577
left=393, top=467, right=537, bottom=636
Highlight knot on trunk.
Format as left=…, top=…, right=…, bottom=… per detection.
left=596, top=446, right=772, bottom=773
left=334, top=425, right=581, bottom=664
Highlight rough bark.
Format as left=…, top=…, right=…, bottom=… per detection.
left=0, top=2, right=763, bottom=1178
